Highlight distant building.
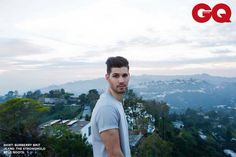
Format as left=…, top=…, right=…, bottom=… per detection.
left=39, top=119, right=61, bottom=129
left=60, top=120, right=70, bottom=124
left=39, top=119, right=92, bottom=144
left=147, top=124, right=155, bottom=133
left=198, top=130, right=207, bottom=140
left=129, top=133, right=143, bottom=149
left=67, top=96, right=78, bottom=104
left=197, top=112, right=204, bottom=116
left=67, top=119, right=78, bottom=126
left=223, top=149, right=236, bottom=157
left=43, top=98, right=67, bottom=105
left=69, top=121, right=92, bottom=144
left=172, top=121, right=184, bottom=129
left=0, top=146, right=11, bottom=157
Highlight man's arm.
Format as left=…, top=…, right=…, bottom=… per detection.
left=100, top=128, right=124, bottom=157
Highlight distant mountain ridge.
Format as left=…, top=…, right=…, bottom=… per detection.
left=41, top=74, right=236, bottom=111
left=41, top=78, right=107, bottom=95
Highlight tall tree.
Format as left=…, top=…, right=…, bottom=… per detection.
left=0, top=98, right=48, bottom=143
left=87, top=89, right=99, bottom=110
left=0, top=98, right=49, bottom=156
left=136, top=132, right=173, bottom=157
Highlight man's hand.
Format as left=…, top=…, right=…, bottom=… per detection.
left=100, top=128, right=124, bottom=157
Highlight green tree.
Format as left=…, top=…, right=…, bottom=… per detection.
left=124, top=90, right=150, bottom=130
left=144, top=100, right=169, bottom=121
left=0, top=98, right=49, bottom=156
left=24, top=90, right=42, bottom=100
left=44, top=124, right=92, bottom=157
left=85, top=114, right=91, bottom=121
left=136, top=132, right=173, bottom=157
left=124, top=89, right=143, bottom=110
left=4, top=90, right=18, bottom=101
left=47, top=89, right=65, bottom=98
left=87, top=89, right=99, bottom=110
left=144, top=100, right=170, bottom=139
left=78, top=93, right=88, bottom=106
left=172, top=130, right=197, bottom=157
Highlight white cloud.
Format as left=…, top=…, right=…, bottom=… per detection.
left=0, top=0, right=236, bottom=94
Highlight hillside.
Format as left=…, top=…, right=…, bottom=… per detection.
left=40, top=74, right=236, bottom=111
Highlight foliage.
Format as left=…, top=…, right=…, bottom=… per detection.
left=126, top=89, right=235, bottom=157
left=24, top=90, right=42, bottom=100
left=43, top=124, right=92, bottom=157
left=1, top=88, right=236, bottom=157
left=144, top=100, right=169, bottom=120
left=3, top=90, right=19, bottom=101
left=0, top=98, right=49, bottom=142
left=0, top=98, right=49, bottom=156
left=86, top=89, right=99, bottom=110
left=46, top=89, right=66, bottom=98
left=47, top=104, right=81, bottom=120
left=124, top=90, right=150, bottom=130
left=124, top=89, right=143, bottom=110
left=136, top=132, right=173, bottom=157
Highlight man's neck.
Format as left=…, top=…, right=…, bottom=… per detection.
left=108, top=88, right=123, bottom=102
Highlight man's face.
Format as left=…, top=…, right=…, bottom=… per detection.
left=106, top=67, right=130, bottom=94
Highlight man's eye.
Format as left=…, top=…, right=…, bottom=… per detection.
left=112, top=75, right=119, bottom=78
left=122, top=74, right=128, bottom=78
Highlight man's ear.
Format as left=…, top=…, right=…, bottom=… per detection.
left=105, top=74, right=109, bottom=80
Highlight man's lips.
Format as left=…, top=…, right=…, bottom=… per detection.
left=117, top=85, right=126, bottom=88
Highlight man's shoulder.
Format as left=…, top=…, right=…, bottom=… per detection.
left=92, top=98, right=120, bottom=120
left=94, top=93, right=120, bottom=111
left=97, top=92, right=117, bottom=104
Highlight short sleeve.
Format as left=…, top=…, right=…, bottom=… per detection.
left=95, top=105, right=119, bottom=133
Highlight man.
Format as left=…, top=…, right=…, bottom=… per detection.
left=91, top=56, right=131, bottom=157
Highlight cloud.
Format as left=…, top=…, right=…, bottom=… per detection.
left=189, top=22, right=236, bottom=48
left=1, top=0, right=236, bottom=94
left=193, top=39, right=236, bottom=48
left=210, top=49, right=232, bottom=54
left=0, top=69, right=7, bottom=74
left=79, top=34, right=192, bottom=60
left=130, top=55, right=236, bottom=78
left=0, top=38, right=53, bottom=58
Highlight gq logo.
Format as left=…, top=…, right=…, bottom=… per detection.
left=192, top=3, right=232, bottom=23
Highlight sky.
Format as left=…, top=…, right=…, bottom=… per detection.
left=0, top=0, right=236, bottom=95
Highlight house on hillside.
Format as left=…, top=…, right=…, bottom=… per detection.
left=67, top=119, right=78, bottom=126
left=129, top=133, right=144, bottom=149
left=69, top=120, right=92, bottom=144
left=223, top=149, right=236, bottom=157
left=39, top=119, right=92, bottom=144
left=0, top=145, right=11, bottom=157
left=43, top=98, right=67, bottom=106
left=81, top=105, right=92, bottom=120
left=39, top=119, right=62, bottom=129
left=172, top=121, right=184, bottom=129
left=198, top=130, right=207, bottom=140
left=125, top=102, right=155, bottom=133
left=231, top=138, right=236, bottom=142
left=67, top=95, right=78, bottom=105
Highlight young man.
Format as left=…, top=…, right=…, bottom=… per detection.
left=91, top=56, right=131, bottom=157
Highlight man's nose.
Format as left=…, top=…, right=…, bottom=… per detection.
left=118, top=76, right=124, bottom=83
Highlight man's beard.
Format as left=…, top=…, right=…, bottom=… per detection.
left=113, top=85, right=127, bottom=94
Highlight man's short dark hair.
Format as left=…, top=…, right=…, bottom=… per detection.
left=106, top=56, right=129, bottom=74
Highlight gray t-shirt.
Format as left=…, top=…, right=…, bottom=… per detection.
left=91, top=92, right=131, bottom=157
